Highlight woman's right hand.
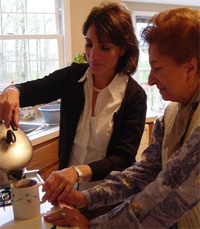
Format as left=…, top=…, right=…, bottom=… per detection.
left=59, top=189, right=87, bottom=209
left=42, top=167, right=78, bottom=204
left=42, top=165, right=92, bottom=205
left=0, top=87, right=20, bottom=128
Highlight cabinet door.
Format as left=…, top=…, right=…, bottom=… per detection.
left=27, top=137, right=59, bottom=180
left=136, top=124, right=149, bottom=161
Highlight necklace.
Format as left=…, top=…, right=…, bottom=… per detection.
left=93, top=86, right=102, bottom=93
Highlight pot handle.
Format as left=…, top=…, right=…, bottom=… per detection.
left=10, top=119, right=17, bottom=131
left=7, top=120, right=17, bottom=144
left=6, top=130, right=16, bottom=144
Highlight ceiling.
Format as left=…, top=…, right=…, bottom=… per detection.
left=123, top=0, right=200, bottom=7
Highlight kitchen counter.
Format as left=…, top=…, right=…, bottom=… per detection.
left=19, top=118, right=59, bottom=146
left=0, top=200, right=78, bottom=229
left=21, top=111, right=157, bottom=147
left=27, top=125, right=59, bottom=147
left=0, top=172, right=78, bottom=229
left=21, top=117, right=60, bottom=181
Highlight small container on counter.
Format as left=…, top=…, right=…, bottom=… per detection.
left=20, top=107, right=35, bottom=121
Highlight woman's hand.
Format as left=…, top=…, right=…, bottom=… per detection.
left=59, top=189, right=87, bottom=209
left=42, top=167, right=79, bottom=204
left=0, top=88, right=20, bottom=128
left=42, top=165, right=92, bottom=204
left=44, top=207, right=90, bottom=229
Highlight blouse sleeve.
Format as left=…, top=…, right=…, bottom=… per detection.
left=82, top=116, right=164, bottom=209
left=88, top=126, right=200, bottom=229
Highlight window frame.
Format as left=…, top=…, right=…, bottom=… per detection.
left=131, top=11, right=168, bottom=114
left=131, top=10, right=156, bottom=82
left=0, top=0, right=65, bottom=92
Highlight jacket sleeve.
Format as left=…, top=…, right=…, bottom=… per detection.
left=15, top=63, right=89, bottom=107
left=86, top=125, right=200, bottom=229
left=89, top=79, right=147, bottom=181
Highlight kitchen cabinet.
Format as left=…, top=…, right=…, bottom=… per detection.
left=27, top=137, right=59, bottom=181
left=136, top=116, right=157, bottom=161
left=136, top=124, right=149, bottom=161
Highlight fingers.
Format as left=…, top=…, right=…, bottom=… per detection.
left=2, top=107, right=20, bottom=128
left=56, top=185, right=72, bottom=200
left=42, top=169, right=87, bottom=208
left=44, top=209, right=70, bottom=225
left=0, top=103, right=12, bottom=127
left=43, top=185, right=72, bottom=204
left=42, top=170, right=74, bottom=203
left=42, top=172, right=62, bottom=203
left=44, top=208, right=90, bottom=229
left=42, top=171, right=56, bottom=192
left=12, top=109, right=20, bottom=128
left=58, top=190, right=87, bottom=209
left=44, top=209, right=69, bottom=226
left=0, top=91, right=20, bottom=128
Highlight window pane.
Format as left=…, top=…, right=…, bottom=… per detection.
left=1, top=0, right=57, bottom=35
left=134, top=14, right=169, bottom=114
left=26, top=0, right=56, bottom=13
left=0, top=0, right=63, bottom=88
left=0, top=39, right=59, bottom=84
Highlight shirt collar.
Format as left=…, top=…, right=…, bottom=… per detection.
left=78, top=67, right=129, bottom=99
left=107, top=73, right=129, bottom=100
left=77, top=67, right=92, bottom=82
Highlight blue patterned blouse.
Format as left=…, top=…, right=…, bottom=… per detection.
left=82, top=116, right=200, bottom=229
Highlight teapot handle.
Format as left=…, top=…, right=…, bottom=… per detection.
left=6, top=130, right=16, bottom=144
left=10, top=119, right=17, bottom=131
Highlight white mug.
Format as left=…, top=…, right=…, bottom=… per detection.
left=10, top=178, right=43, bottom=220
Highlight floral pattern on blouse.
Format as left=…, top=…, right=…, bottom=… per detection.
left=82, top=117, right=200, bottom=229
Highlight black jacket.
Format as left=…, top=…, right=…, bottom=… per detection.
left=17, top=63, right=147, bottom=181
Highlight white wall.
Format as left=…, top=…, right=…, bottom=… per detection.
left=62, top=0, right=120, bottom=65
left=123, top=0, right=200, bottom=7
left=122, top=1, right=200, bottom=12
left=62, top=0, right=199, bottom=65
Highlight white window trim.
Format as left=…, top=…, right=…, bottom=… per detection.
left=0, top=34, right=64, bottom=92
left=132, top=10, right=156, bottom=25
left=131, top=11, right=156, bottom=81
left=131, top=10, right=169, bottom=115
left=0, top=34, right=64, bottom=68
left=0, top=0, right=65, bottom=91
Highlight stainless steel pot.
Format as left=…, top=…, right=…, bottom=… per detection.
left=0, top=120, right=33, bottom=187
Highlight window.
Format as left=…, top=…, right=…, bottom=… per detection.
left=0, top=0, right=64, bottom=91
left=132, top=11, right=168, bottom=114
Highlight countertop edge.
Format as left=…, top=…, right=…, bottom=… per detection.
left=21, top=113, right=158, bottom=147
left=28, top=126, right=59, bottom=146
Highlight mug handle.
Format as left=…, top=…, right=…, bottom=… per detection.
left=37, top=181, right=45, bottom=204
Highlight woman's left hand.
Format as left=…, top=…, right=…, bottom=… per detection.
left=44, top=207, right=90, bottom=229
left=42, top=165, right=92, bottom=204
left=42, top=167, right=78, bottom=203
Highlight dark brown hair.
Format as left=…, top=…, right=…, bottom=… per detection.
left=82, top=2, right=139, bottom=75
left=141, top=7, right=200, bottom=73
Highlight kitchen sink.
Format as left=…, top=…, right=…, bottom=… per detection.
left=19, top=122, right=59, bottom=136
left=19, top=123, right=42, bottom=134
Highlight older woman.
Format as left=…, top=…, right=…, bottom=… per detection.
left=44, top=6, right=200, bottom=229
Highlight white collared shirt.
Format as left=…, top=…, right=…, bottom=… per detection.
left=68, top=67, right=128, bottom=190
